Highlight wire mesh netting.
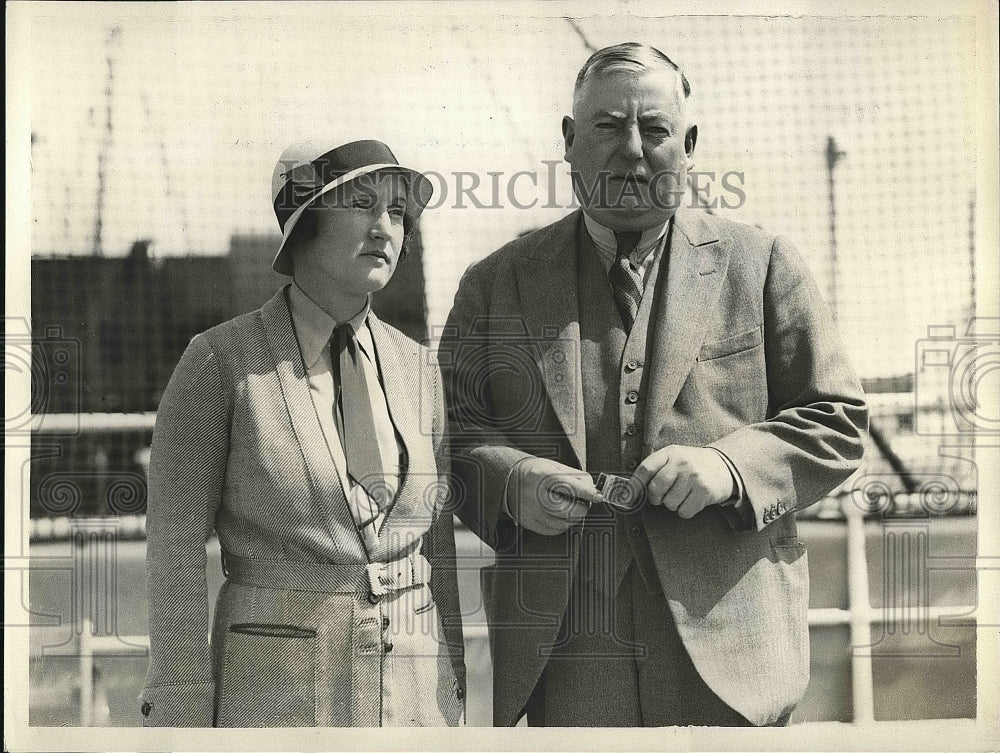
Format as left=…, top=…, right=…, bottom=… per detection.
left=13, top=6, right=991, bottom=731
left=24, top=11, right=983, bottom=520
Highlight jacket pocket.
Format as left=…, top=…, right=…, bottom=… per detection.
left=215, top=623, right=317, bottom=727
left=697, top=326, right=764, bottom=361
left=770, top=537, right=807, bottom=563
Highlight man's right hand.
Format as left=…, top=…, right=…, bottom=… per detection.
left=505, top=456, right=599, bottom=535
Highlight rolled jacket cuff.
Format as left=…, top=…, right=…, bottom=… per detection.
left=708, top=446, right=744, bottom=500
left=501, top=459, right=524, bottom=526
left=707, top=446, right=754, bottom=531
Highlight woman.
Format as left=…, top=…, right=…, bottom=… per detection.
left=140, top=138, right=465, bottom=727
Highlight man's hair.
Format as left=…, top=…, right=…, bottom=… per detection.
left=573, top=42, right=691, bottom=111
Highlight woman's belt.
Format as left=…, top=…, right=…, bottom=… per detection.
left=220, top=550, right=431, bottom=603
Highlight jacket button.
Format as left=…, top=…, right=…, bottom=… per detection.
left=382, top=616, right=390, bottom=630
left=141, top=701, right=152, bottom=717
left=625, top=424, right=638, bottom=437
left=368, top=591, right=382, bottom=604
left=625, top=390, right=639, bottom=404
left=630, top=526, right=641, bottom=536
left=384, top=640, right=394, bottom=653
left=456, top=686, right=465, bottom=700
left=624, top=359, right=639, bottom=372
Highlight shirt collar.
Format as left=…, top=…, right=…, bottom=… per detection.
left=582, top=211, right=671, bottom=266
left=288, top=283, right=371, bottom=369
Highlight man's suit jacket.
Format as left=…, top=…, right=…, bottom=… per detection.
left=440, top=208, right=867, bottom=726
left=141, top=287, right=465, bottom=726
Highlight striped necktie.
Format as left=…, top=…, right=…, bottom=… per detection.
left=610, top=231, right=643, bottom=331
left=334, top=324, right=388, bottom=525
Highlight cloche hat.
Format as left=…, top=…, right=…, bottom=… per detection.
left=270, top=137, right=433, bottom=275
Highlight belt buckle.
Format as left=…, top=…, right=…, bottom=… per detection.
left=366, top=562, right=388, bottom=603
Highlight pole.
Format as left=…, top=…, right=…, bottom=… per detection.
left=825, top=135, right=846, bottom=321
left=92, top=26, right=121, bottom=257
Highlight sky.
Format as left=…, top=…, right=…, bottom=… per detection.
left=13, top=2, right=995, bottom=378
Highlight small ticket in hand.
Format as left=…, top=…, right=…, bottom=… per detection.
left=595, top=472, right=643, bottom=512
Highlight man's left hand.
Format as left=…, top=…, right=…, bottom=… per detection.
left=632, top=445, right=736, bottom=518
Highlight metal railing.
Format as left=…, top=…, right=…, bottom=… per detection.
left=30, top=413, right=978, bottom=726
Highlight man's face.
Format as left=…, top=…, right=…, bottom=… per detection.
left=292, top=171, right=407, bottom=300
left=563, top=68, right=696, bottom=231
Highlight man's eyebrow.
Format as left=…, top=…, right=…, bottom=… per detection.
left=589, top=109, right=627, bottom=120
left=588, top=109, right=672, bottom=122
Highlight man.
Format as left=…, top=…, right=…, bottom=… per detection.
left=440, top=43, right=867, bottom=726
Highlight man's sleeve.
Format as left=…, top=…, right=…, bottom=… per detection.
left=424, top=352, right=467, bottom=694
left=708, top=446, right=755, bottom=531
left=709, top=235, right=868, bottom=532
left=438, top=263, right=533, bottom=551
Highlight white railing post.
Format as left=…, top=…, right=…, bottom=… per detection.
left=79, top=618, right=94, bottom=726
left=844, top=499, right=876, bottom=724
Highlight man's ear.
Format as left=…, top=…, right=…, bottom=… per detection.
left=685, top=124, right=698, bottom=158
left=562, top=116, right=576, bottom=160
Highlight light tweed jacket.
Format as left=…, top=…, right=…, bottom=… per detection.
left=141, top=287, right=465, bottom=726
left=441, top=208, right=868, bottom=726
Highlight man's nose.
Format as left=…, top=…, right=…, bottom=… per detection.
left=619, top=123, right=643, bottom=161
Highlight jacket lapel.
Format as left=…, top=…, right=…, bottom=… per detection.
left=366, top=314, right=429, bottom=553
left=260, top=287, right=360, bottom=542
left=366, top=313, right=419, bottom=478
left=513, top=211, right=587, bottom=469
left=645, top=209, right=730, bottom=446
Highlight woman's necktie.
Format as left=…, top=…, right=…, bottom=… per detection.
left=334, top=324, right=388, bottom=526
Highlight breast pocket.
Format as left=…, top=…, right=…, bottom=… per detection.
left=690, top=326, right=768, bottom=425
left=216, top=623, right=317, bottom=727
left=697, top=325, right=764, bottom=361
left=697, top=325, right=764, bottom=362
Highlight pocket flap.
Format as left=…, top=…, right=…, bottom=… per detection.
left=228, top=623, right=316, bottom=639
left=697, top=326, right=764, bottom=361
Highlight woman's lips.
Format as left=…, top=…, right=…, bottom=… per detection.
left=360, top=249, right=390, bottom=263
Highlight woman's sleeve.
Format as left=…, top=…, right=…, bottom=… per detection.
left=140, top=334, right=230, bottom=726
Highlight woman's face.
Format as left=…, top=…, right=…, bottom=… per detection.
left=292, top=172, right=407, bottom=302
